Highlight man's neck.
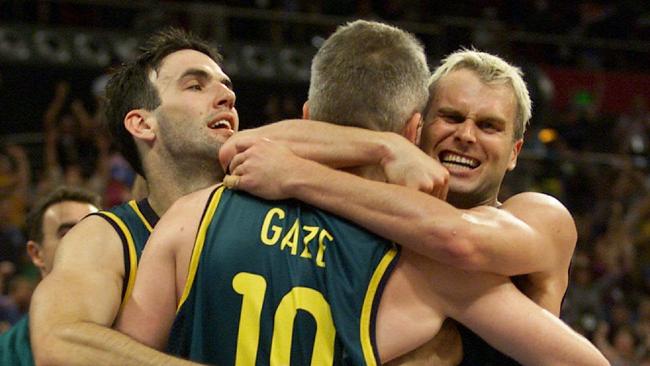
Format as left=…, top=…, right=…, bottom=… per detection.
left=144, top=163, right=221, bottom=216
left=447, top=192, right=499, bottom=209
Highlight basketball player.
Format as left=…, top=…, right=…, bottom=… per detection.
left=29, top=28, right=237, bottom=366
left=117, top=21, right=607, bottom=366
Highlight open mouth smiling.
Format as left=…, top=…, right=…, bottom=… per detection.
left=439, top=151, right=480, bottom=170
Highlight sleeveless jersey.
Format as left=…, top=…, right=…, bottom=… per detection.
left=459, top=267, right=570, bottom=365
left=0, top=316, right=33, bottom=366
left=169, top=185, right=399, bottom=366
left=91, top=199, right=159, bottom=310
left=458, top=323, right=521, bottom=366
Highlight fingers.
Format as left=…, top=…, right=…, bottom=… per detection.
left=219, top=132, right=257, bottom=169
left=228, top=149, right=249, bottom=174
left=440, top=183, right=449, bottom=201
left=223, top=174, right=241, bottom=190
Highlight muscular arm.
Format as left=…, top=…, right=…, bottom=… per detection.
left=220, top=119, right=402, bottom=168
left=377, top=250, right=608, bottom=366
left=30, top=216, right=200, bottom=366
left=227, top=139, right=575, bottom=278
left=446, top=272, right=607, bottom=366
left=116, top=187, right=213, bottom=350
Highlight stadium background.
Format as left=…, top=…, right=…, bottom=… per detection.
left=0, top=0, right=649, bottom=363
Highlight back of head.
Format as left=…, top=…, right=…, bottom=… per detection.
left=103, top=28, right=222, bottom=178
left=308, top=20, right=430, bottom=133
left=427, top=49, right=531, bottom=140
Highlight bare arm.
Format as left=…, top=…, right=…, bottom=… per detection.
left=220, top=119, right=398, bottom=168
left=43, top=81, right=68, bottom=132
left=447, top=274, right=608, bottom=366
left=378, top=251, right=608, bottom=366
left=114, top=218, right=179, bottom=350
left=220, top=119, right=446, bottom=195
left=116, top=186, right=213, bottom=350
left=227, top=139, right=574, bottom=277
left=30, top=216, right=201, bottom=366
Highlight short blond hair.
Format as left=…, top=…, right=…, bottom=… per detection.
left=427, top=49, right=531, bottom=140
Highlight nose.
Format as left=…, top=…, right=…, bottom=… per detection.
left=454, top=120, right=477, bottom=144
left=214, top=84, right=236, bottom=110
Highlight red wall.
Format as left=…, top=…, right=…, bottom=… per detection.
left=541, top=66, right=650, bottom=113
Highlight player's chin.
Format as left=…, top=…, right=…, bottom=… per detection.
left=210, top=129, right=235, bottom=143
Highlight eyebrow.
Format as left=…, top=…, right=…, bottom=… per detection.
left=179, top=68, right=233, bottom=90
left=438, top=107, right=507, bottom=127
left=56, top=222, right=79, bottom=237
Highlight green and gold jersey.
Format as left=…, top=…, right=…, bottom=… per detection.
left=91, top=199, right=159, bottom=310
left=169, top=185, right=399, bottom=366
left=0, top=316, right=33, bottom=366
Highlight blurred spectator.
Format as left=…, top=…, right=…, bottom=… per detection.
left=0, top=144, right=31, bottom=228
left=614, top=95, right=650, bottom=156
left=0, top=190, right=26, bottom=274
left=595, top=323, right=641, bottom=365
left=38, top=81, right=111, bottom=199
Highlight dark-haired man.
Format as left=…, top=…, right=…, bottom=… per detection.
left=29, top=28, right=237, bottom=366
left=0, top=185, right=99, bottom=366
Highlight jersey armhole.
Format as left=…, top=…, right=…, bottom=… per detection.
left=88, top=212, right=138, bottom=313
left=177, top=185, right=227, bottom=312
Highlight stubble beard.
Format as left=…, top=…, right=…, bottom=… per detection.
left=157, top=113, right=225, bottom=189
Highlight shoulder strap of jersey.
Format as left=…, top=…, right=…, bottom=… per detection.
left=88, top=210, right=139, bottom=313
left=177, top=184, right=226, bottom=311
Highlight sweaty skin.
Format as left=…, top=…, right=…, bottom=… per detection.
left=116, top=179, right=606, bottom=366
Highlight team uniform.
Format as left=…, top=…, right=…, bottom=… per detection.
left=458, top=323, right=520, bottom=366
left=169, top=185, right=399, bottom=366
left=0, top=316, right=33, bottom=366
left=92, top=198, right=159, bottom=309
left=459, top=273, right=570, bottom=365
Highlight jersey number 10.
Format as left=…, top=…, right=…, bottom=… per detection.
left=232, top=272, right=336, bottom=366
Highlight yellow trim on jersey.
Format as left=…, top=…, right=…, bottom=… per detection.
left=101, top=211, right=139, bottom=314
left=128, top=200, right=153, bottom=233
left=360, top=245, right=398, bottom=366
left=177, top=185, right=226, bottom=312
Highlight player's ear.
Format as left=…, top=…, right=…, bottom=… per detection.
left=302, top=101, right=310, bottom=120
left=26, top=241, right=46, bottom=273
left=402, top=112, right=422, bottom=144
left=124, top=109, right=155, bottom=143
left=507, top=139, right=524, bottom=171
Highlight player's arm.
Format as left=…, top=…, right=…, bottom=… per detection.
left=441, top=271, right=609, bottom=366
left=219, top=119, right=445, bottom=193
left=220, top=119, right=396, bottom=167
left=115, top=186, right=214, bottom=350
left=30, top=216, right=200, bottom=366
left=113, top=216, right=179, bottom=349
left=378, top=253, right=608, bottom=366
left=227, top=140, right=572, bottom=278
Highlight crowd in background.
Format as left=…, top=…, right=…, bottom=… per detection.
left=0, top=1, right=649, bottom=365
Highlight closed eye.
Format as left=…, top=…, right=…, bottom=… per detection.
left=439, top=112, right=465, bottom=124
left=478, top=119, right=503, bottom=133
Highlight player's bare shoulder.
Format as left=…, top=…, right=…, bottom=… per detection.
left=151, top=183, right=221, bottom=251
left=53, top=215, right=124, bottom=270
left=167, top=183, right=220, bottom=213
left=502, top=192, right=577, bottom=257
